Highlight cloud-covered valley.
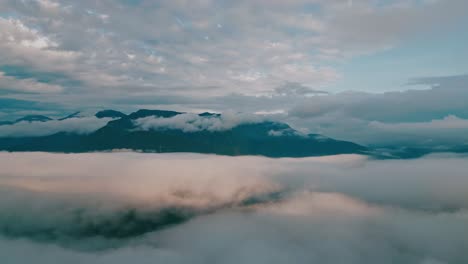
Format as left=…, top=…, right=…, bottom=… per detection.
left=0, top=152, right=467, bottom=264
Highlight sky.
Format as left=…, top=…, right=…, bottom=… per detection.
left=0, top=0, right=467, bottom=147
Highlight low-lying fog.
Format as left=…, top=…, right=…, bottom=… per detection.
left=1, top=152, right=467, bottom=264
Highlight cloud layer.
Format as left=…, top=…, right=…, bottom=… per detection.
left=1, top=0, right=466, bottom=108
left=0, top=152, right=467, bottom=263
left=134, top=113, right=265, bottom=132
left=0, top=117, right=113, bottom=137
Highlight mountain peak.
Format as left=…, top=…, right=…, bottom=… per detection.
left=95, top=110, right=127, bottom=119
left=58, top=112, right=81, bottom=121
left=127, top=109, right=182, bottom=119
left=0, top=109, right=368, bottom=157
left=198, top=112, right=221, bottom=117
left=15, top=115, right=52, bottom=123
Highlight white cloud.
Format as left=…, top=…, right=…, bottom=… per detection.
left=0, top=17, right=58, bottom=49
left=0, top=71, right=63, bottom=93
left=289, top=113, right=468, bottom=147
left=364, top=115, right=468, bottom=145
left=36, top=0, right=61, bottom=12
left=0, top=152, right=467, bottom=263
left=134, top=112, right=266, bottom=132
left=1, top=0, right=465, bottom=105
left=370, top=115, right=468, bottom=130
left=0, top=17, right=78, bottom=74
left=287, top=77, right=468, bottom=147
left=0, top=117, right=113, bottom=137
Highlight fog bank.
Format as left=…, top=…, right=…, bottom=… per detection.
left=0, top=152, right=467, bottom=264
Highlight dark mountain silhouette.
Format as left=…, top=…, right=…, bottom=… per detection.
left=0, top=109, right=368, bottom=157
left=0, top=115, right=52, bottom=126
left=127, top=109, right=181, bottom=119
left=16, top=115, right=53, bottom=122
left=95, top=110, right=127, bottom=119
left=58, top=112, right=81, bottom=120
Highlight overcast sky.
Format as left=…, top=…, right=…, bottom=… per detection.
left=0, top=0, right=467, bottom=147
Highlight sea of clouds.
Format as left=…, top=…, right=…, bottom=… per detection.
left=0, top=152, right=467, bottom=264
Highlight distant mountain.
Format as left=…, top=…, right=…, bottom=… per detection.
left=199, top=112, right=221, bottom=117
left=0, top=121, right=14, bottom=126
left=127, top=109, right=181, bottom=119
left=0, top=109, right=368, bottom=157
left=95, top=110, right=127, bottom=119
left=58, top=112, right=81, bottom=120
left=16, top=115, right=52, bottom=123
left=370, top=145, right=468, bottom=159
left=0, top=115, right=52, bottom=126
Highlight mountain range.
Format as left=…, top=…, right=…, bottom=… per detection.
left=0, top=109, right=368, bottom=157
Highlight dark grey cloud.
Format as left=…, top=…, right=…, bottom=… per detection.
left=408, top=74, right=468, bottom=89
left=287, top=74, right=468, bottom=147
left=274, top=82, right=329, bottom=96
left=0, top=98, right=63, bottom=121
left=290, top=80, right=468, bottom=122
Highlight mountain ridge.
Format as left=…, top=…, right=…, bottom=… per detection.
left=0, top=109, right=368, bottom=157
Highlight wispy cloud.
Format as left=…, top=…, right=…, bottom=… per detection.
left=0, top=117, right=113, bottom=137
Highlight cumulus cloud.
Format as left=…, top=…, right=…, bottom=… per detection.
left=273, top=82, right=329, bottom=97
left=286, top=76, right=468, bottom=148
left=0, top=16, right=78, bottom=75
left=0, top=0, right=465, bottom=144
left=0, top=71, right=63, bottom=93
left=289, top=113, right=468, bottom=148
left=365, top=115, right=468, bottom=145
left=0, top=0, right=466, bottom=108
left=0, top=152, right=467, bottom=263
left=134, top=112, right=266, bottom=132
left=0, top=117, right=113, bottom=137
